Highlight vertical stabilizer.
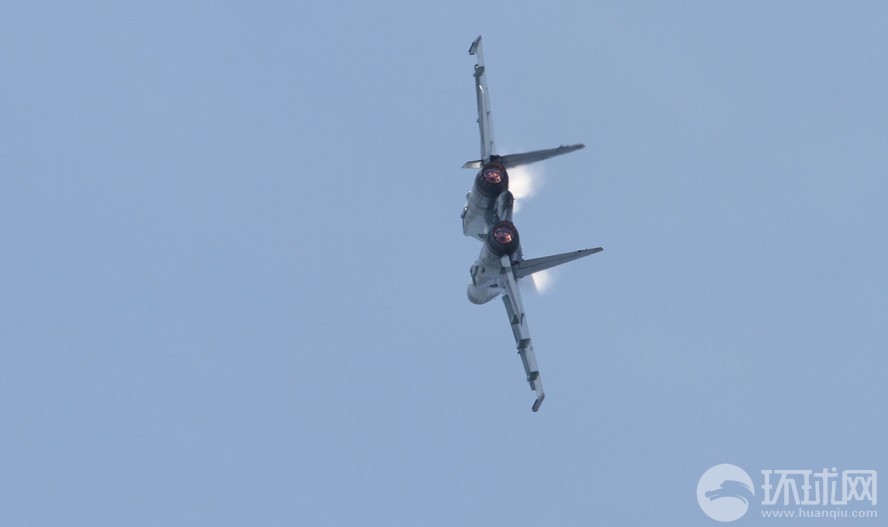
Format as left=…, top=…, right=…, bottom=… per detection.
left=469, top=36, right=496, bottom=161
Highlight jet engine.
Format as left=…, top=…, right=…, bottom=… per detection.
left=474, top=161, right=508, bottom=196
left=462, top=161, right=510, bottom=238
left=486, top=220, right=520, bottom=256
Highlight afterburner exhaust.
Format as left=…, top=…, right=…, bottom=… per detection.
left=486, top=220, right=520, bottom=256
left=474, top=161, right=508, bottom=196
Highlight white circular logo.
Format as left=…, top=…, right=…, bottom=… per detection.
left=697, top=464, right=755, bottom=522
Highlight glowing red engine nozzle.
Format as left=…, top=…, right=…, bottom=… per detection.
left=474, top=162, right=509, bottom=197
left=486, top=220, right=520, bottom=256
left=483, top=164, right=505, bottom=184
left=493, top=224, right=514, bottom=244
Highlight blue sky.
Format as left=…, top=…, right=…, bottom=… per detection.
left=2, top=2, right=886, bottom=525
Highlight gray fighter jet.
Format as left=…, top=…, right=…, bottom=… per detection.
left=461, top=36, right=603, bottom=412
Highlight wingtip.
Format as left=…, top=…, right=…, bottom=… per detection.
left=469, top=35, right=482, bottom=55
left=531, top=393, right=545, bottom=412
left=574, top=247, right=603, bottom=256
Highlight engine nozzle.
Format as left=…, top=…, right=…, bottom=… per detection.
left=475, top=162, right=508, bottom=197
left=486, top=220, right=520, bottom=256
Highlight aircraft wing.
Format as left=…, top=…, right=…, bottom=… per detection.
left=469, top=36, right=496, bottom=161
left=513, top=247, right=603, bottom=279
left=498, top=254, right=545, bottom=412
left=462, top=144, right=586, bottom=170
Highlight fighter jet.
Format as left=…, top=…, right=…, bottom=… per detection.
left=461, top=36, right=602, bottom=412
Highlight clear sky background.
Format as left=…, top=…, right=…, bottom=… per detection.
left=2, top=2, right=886, bottom=525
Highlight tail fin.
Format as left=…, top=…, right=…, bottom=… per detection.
left=462, top=144, right=585, bottom=170
left=513, top=247, right=603, bottom=280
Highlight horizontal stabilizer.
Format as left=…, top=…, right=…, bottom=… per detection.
left=513, top=247, right=603, bottom=280
left=462, top=144, right=585, bottom=169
